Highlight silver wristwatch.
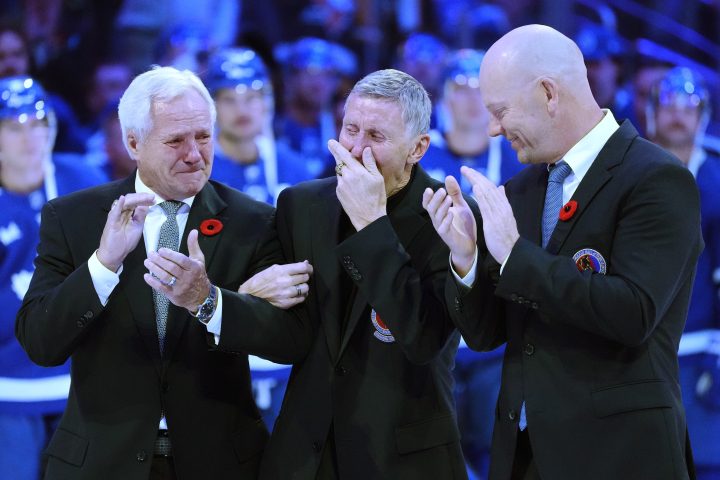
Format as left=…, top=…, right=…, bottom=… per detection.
left=193, top=285, right=218, bottom=324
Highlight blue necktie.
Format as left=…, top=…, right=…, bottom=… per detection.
left=153, top=200, right=183, bottom=355
left=519, top=161, right=572, bottom=431
left=541, top=161, right=572, bottom=248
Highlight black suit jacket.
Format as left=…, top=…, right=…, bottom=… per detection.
left=251, top=166, right=468, bottom=480
left=16, top=174, right=311, bottom=480
left=447, top=122, right=701, bottom=480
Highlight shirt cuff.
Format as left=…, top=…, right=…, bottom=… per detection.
left=203, top=288, right=222, bottom=345
left=88, top=251, right=122, bottom=306
left=451, top=249, right=479, bottom=288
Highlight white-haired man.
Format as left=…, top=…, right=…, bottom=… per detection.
left=16, top=66, right=313, bottom=480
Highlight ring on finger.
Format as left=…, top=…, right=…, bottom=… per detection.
left=335, top=163, right=345, bottom=176
left=167, top=276, right=177, bottom=287
left=295, top=285, right=302, bottom=297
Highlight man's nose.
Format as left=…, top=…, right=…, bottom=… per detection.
left=487, top=116, right=503, bottom=137
left=347, top=138, right=367, bottom=160
left=185, top=139, right=202, bottom=162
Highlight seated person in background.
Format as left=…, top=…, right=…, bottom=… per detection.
left=423, top=49, right=523, bottom=191
left=646, top=66, right=720, bottom=480
left=0, top=76, right=107, bottom=480
left=205, top=47, right=309, bottom=204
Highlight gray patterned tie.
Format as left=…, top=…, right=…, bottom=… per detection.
left=153, top=200, right=183, bottom=355
left=541, top=161, right=573, bottom=248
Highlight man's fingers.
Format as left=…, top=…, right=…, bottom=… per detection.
left=445, top=175, right=469, bottom=209
left=273, top=261, right=314, bottom=276
left=423, top=188, right=447, bottom=216
left=328, top=139, right=353, bottom=166
left=361, top=147, right=379, bottom=174
left=461, top=166, right=496, bottom=192
left=187, top=229, right=205, bottom=264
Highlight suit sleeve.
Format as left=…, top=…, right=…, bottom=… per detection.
left=497, top=163, right=703, bottom=346
left=336, top=215, right=456, bottom=365
left=217, top=202, right=316, bottom=364
left=15, top=201, right=105, bottom=366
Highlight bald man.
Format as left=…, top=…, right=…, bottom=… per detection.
left=423, top=25, right=700, bottom=480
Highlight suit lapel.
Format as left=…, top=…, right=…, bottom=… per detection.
left=546, top=121, right=635, bottom=254
left=309, top=184, right=345, bottom=364
left=162, top=183, right=227, bottom=366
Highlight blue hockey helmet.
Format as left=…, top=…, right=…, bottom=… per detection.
left=205, top=48, right=272, bottom=96
left=0, top=76, right=52, bottom=123
left=442, top=49, right=484, bottom=89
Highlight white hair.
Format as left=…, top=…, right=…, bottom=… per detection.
left=118, top=66, right=216, bottom=153
left=347, top=69, right=432, bottom=138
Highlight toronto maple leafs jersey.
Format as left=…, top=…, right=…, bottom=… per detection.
left=0, top=153, right=108, bottom=414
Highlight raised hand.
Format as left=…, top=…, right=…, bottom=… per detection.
left=238, top=260, right=314, bottom=309
left=422, top=175, right=477, bottom=277
left=97, top=193, right=155, bottom=272
left=143, top=229, right=212, bottom=312
left=329, top=140, right=387, bottom=231
left=461, top=166, right=519, bottom=264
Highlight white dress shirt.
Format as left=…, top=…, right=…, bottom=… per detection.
left=453, top=109, right=620, bottom=285
left=86, top=172, right=223, bottom=429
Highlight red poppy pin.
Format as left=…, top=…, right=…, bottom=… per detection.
left=559, top=200, right=578, bottom=221
left=200, top=219, right=223, bottom=236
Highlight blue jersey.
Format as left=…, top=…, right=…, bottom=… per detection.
left=422, top=134, right=525, bottom=191
left=274, top=112, right=336, bottom=180
left=211, top=139, right=314, bottom=205
left=0, top=154, right=108, bottom=414
left=686, top=153, right=720, bottom=333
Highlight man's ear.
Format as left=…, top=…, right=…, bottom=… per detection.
left=540, top=78, right=559, bottom=116
left=126, top=133, right=140, bottom=160
left=408, top=133, right=431, bottom=165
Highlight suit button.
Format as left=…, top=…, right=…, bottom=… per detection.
left=136, top=450, right=147, bottom=462
left=312, top=441, right=322, bottom=453
left=83, top=310, right=94, bottom=319
left=335, top=365, right=348, bottom=376
left=351, top=272, right=362, bottom=281
left=508, top=409, right=517, bottom=421
left=76, top=319, right=85, bottom=327
left=510, top=293, right=518, bottom=302
left=531, top=302, right=539, bottom=310
left=454, top=297, right=462, bottom=312
left=524, top=343, right=535, bottom=355
left=342, top=256, right=351, bottom=265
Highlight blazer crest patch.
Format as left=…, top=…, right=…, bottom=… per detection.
left=572, top=248, right=607, bottom=274
left=371, top=309, right=395, bottom=343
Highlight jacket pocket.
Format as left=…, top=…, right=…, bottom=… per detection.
left=45, top=428, right=88, bottom=467
left=232, top=418, right=270, bottom=463
left=395, top=413, right=461, bottom=455
left=591, top=379, right=674, bottom=418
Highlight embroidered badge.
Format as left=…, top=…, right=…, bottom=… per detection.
left=371, top=309, right=395, bottom=343
left=572, top=248, right=607, bottom=274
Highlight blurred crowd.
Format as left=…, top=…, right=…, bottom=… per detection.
left=1, top=1, right=719, bottom=479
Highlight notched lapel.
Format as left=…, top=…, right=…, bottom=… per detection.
left=546, top=121, right=635, bottom=254
left=310, top=191, right=344, bottom=363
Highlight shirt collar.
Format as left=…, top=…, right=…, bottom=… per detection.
left=134, top=171, right=196, bottom=209
left=552, top=109, right=620, bottom=181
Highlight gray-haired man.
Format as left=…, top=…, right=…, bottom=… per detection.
left=241, top=69, right=469, bottom=479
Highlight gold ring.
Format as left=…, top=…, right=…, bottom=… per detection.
left=335, top=163, right=345, bottom=176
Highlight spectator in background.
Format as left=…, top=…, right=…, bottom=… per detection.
left=97, top=102, right=136, bottom=181
left=421, top=48, right=522, bottom=479
left=0, top=22, right=87, bottom=154
left=646, top=67, right=720, bottom=480
left=83, top=60, right=133, bottom=169
left=395, top=32, right=448, bottom=128
left=424, top=49, right=523, bottom=189
left=0, top=76, right=107, bottom=480
left=630, top=58, right=672, bottom=135
left=574, top=23, right=633, bottom=121
left=205, top=47, right=310, bottom=205
left=275, top=37, right=352, bottom=179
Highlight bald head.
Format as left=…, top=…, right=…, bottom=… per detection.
left=479, top=24, right=603, bottom=165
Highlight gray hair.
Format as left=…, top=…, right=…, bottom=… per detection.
left=347, top=69, right=431, bottom=138
left=118, top=66, right=216, bottom=153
